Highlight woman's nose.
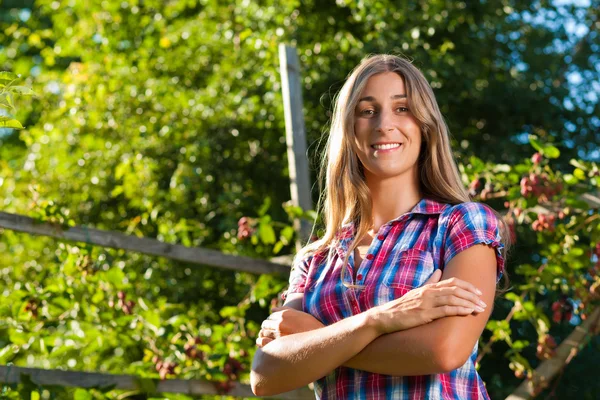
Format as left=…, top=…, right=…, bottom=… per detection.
left=376, top=110, right=395, bottom=133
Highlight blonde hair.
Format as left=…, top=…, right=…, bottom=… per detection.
left=295, top=54, right=510, bottom=288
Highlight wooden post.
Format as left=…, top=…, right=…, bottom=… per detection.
left=505, top=306, right=600, bottom=400
left=279, top=44, right=313, bottom=249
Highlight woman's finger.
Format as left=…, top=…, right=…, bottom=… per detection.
left=435, top=286, right=487, bottom=309
left=434, top=295, right=486, bottom=312
left=261, top=319, right=279, bottom=331
left=429, top=305, right=475, bottom=320
left=259, top=328, right=279, bottom=339
left=434, top=277, right=482, bottom=295
left=423, top=269, right=442, bottom=285
left=256, top=337, right=274, bottom=348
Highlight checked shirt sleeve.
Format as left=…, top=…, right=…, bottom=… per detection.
left=443, top=202, right=506, bottom=283
left=286, top=254, right=313, bottom=295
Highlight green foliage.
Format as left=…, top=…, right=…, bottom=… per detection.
left=459, top=137, right=600, bottom=398
left=0, top=0, right=598, bottom=398
left=0, top=71, right=35, bottom=129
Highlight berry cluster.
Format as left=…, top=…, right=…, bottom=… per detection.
left=551, top=297, right=574, bottom=323
left=24, top=299, right=39, bottom=318
left=520, top=173, right=562, bottom=202
left=108, top=291, right=135, bottom=315
left=536, top=335, right=557, bottom=360
left=237, top=217, right=254, bottom=240
left=183, top=336, right=205, bottom=360
left=511, top=363, right=530, bottom=379
left=152, top=356, right=177, bottom=380
left=531, top=213, right=556, bottom=232
left=214, top=357, right=245, bottom=394
left=468, top=179, right=495, bottom=200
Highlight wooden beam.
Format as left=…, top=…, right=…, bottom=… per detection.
left=0, top=212, right=289, bottom=276
left=279, top=44, right=313, bottom=248
left=0, top=365, right=314, bottom=399
left=505, top=306, right=600, bottom=400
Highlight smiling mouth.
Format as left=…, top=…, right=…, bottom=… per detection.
left=371, top=143, right=402, bottom=150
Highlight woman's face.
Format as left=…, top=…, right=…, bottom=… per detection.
left=352, top=72, right=422, bottom=183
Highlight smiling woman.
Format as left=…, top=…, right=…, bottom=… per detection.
left=251, top=54, right=511, bottom=400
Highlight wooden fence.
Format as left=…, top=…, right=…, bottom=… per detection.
left=0, top=211, right=290, bottom=276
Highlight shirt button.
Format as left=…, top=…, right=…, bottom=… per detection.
left=377, top=235, right=385, bottom=241
left=356, top=274, right=363, bottom=280
left=366, top=254, right=374, bottom=260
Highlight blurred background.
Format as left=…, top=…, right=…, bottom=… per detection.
left=0, top=0, right=599, bottom=399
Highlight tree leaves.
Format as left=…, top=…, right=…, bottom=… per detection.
left=0, top=116, right=23, bottom=129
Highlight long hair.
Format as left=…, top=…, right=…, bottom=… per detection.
left=295, top=54, right=511, bottom=289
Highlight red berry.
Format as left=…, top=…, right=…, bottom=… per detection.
left=230, top=358, right=243, bottom=372
left=545, top=336, right=557, bottom=348
left=223, top=364, right=233, bottom=375
left=532, top=152, right=543, bottom=164
left=515, top=369, right=524, bottom=379
left=167, top=362, right=177, bottom=374
left=529, top=173, right=540, bottom=185
left=552, top=310, right=562, bottom=323
left=159, top=368, right=168, bottom=380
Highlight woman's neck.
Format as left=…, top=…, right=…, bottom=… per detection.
left=365, top=171, right=422, bottom=232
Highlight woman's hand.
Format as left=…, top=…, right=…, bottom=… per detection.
left=366, top=269, right=487, bottom=335
left=257, top=307, right=325, bottom=348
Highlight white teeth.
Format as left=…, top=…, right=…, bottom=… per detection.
left=372, top=143, right=401, bottom=150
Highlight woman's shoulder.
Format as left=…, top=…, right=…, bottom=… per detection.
left=441, top=201, right=499, bottom=222
left=438, top=201, right=502, bottom=241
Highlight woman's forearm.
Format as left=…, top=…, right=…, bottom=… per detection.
left=343, top=316, right=467, bottom=376
left=251, top=311, right=380, bottom=396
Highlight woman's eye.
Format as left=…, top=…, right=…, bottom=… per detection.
left=396, top=107, right=409, bottom=112
left=360, top=109, right=375, bottom=116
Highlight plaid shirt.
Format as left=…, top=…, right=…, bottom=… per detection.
left=286, top=198, right=505, bottom=400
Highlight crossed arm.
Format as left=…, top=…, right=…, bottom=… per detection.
left=250, top=244, right=498, bottom=396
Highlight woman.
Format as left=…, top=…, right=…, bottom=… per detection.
left=251, top=54, right=510, bottom=399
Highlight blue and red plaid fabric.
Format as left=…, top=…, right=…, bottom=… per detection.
left=286, top=197, right=505, bottom=399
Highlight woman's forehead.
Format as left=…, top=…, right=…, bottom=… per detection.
left=358, top=72, right=406, bottom=99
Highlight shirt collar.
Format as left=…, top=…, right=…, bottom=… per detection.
left=336, top=197, right=450, bottom=241
left=407, top=196, right=450, bottom=217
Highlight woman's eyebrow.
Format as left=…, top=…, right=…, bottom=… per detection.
left=358, top=94, right=407, bottom=102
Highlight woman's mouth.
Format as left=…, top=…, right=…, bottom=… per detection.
left=371, top=143, right=403, bottom=154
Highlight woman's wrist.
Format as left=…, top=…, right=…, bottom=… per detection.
left=362, top=306, right=386, bottom=336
